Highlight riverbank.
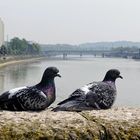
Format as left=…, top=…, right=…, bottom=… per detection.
left=0, top=55, right=47, bottom=68
left=0, top=107, right=139, bottom=139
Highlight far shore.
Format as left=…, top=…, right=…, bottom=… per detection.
left=0, top=55, right=139, bottom=69
left=0, top=55, right=47, bottom=68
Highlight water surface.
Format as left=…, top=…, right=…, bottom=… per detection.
left=0, top=57, right=139, bottom=107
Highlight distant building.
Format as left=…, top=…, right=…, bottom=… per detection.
left=0, top=18, right=4, bottom=47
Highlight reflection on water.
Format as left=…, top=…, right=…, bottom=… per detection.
left=0, top=62, right=42, bottom=93
left=0, top=57, right=140, bottom=107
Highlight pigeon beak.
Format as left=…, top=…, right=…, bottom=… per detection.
left=118, top=75, right=123, bottom=79
left=56, top=73, right=61, bottom=78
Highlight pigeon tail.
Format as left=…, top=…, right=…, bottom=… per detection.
left=53, top=100, right=94, bottom=112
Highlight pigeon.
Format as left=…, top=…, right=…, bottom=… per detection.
left=53, top=69, right=122, bottom=112
left=0, top=67, right=61, bottom=111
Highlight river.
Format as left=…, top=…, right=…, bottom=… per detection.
left=0, top=57, right=139, bottom=107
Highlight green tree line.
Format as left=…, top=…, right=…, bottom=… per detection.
left=0, top=37, right=40, bottom=56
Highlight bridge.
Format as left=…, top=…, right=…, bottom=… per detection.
left=43, top=49, right=111, bottom=58
left=42, top=48, right=140, bottom=59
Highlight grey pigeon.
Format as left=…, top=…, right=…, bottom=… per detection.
left=53, top=69, right=122, bottom=112
left=0, top=67, right=61, bottom=111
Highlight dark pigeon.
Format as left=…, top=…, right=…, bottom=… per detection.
left=53, top=69, right=122, bottom=112
left=0, top=67, right=61, bottom=111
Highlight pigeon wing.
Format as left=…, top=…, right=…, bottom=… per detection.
left=86, top=82, right=116, bottom=109
left=14, top=87, right=48, bottom=111
left=0, top=87, right=27, bottom=110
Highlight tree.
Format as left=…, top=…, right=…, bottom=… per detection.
left=0, top=45, right=7, bottom=56
left=6, top=37, right=41, bottom=55
left=31, top=43, right=40, bottom=54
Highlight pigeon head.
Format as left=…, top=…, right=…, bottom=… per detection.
left=43, top=67, right=61, bottom=78
left=103, top=69, right=123, bottom=82
left=40, top=67, right=61, bottom=84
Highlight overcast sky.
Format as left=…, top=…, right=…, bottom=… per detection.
left=0, top=0, right=140, bottom=44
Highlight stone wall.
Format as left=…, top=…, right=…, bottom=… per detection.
left=0, top=107, right=139, bottom=140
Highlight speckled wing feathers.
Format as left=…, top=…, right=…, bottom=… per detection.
left=15, top=87, right=48, bottom=110
left=86, top=82, right=116, bottom=109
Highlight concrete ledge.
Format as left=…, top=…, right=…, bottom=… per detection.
left=0, top=107, right=139, bottom=140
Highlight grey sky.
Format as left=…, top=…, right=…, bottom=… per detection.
left=0, top=0, right=140, bottom=44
